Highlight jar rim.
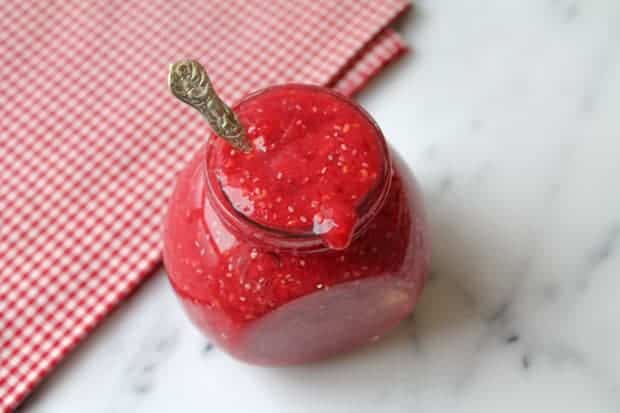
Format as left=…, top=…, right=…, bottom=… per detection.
left=203, top=84, right=392, bottom=250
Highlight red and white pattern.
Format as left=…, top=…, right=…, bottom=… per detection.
left=0, top=1, right=410, bottom=410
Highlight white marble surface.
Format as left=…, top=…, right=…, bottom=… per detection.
left=18, top=1, right=620, bottom=411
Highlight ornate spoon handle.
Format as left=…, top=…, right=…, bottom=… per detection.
left=168, top=59, right=251, bottom=151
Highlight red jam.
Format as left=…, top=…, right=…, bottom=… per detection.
left=210, top=86, right=384, bottom=249
left=163, top=85, right=429, bottom=365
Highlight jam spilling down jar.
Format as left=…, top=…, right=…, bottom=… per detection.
left=163, top=61, right=429, bottom=365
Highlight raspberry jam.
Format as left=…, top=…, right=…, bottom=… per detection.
left=163, top=85, right=429, bottom=364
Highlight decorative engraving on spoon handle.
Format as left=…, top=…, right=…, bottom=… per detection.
left=168, top=59, right=251, bottom=151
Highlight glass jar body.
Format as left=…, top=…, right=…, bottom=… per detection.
left=163, top=145, right=429, bottom=365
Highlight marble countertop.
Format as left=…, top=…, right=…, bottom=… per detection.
left=19, top=1, right=620, bottom=412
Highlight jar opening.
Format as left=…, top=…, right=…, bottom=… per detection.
left=204, top=84, right=392, bottom=251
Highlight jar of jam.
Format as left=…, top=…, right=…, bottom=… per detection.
left=163, top=61, right=429, bottom=365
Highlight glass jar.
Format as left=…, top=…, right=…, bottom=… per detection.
left=162, top=85, right=429, bottom=365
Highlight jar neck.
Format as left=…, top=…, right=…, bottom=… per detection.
left=203, top=140, right=392, bottom=253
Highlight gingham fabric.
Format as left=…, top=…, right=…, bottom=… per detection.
left=0, top=0, right=410, bottom=410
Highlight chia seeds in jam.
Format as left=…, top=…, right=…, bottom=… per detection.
left=163, top=84, right=429, bottom=364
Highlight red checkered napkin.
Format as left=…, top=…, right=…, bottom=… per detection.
left=0, top=0, right=410, bottom=410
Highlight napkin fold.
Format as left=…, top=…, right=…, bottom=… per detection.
left=0, top=1, right=410, bottom=410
